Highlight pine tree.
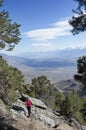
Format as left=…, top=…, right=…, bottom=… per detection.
left=0, top=0, right=21, bottom=50
left=32, top=75, right=55, bottom=109
left=0, top=56, right=24, bottom=104
left=69, top=0, right=86, bottom=35
left=74, top=56, right=86, bottom=89
left=82, top=96, right=86, bottom=121
left=55, top=92, right=64, bottom=109
left=60, top=90, right=82, bottom=119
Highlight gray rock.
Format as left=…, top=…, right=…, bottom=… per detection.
left=81, top=125, right=86, bottom=130
left=10, top=109, right=27, bottom=120
left=10, top=94, right=86, bottom=129
left=10, top=99, right=28, bottom=119
left=31, top=106, right=61, bottom=128
left=70, top=118, right=82, bottom=130
left=21, top=94, right=47, bottom=109
left=10, top=95, right=61, bottom=128
left=39, top=114, right=56, bottom=127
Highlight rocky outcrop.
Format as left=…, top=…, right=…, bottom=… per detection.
left=0, top=99, right=18, bottom=130
left=69, top=118, right=86, bottom=130
left=20, top=94, right=47, bottom=109
left=9, top=94, right=86, bottom=130
left=10, top=94, right=69, bottom=129
left=10, top=96, right=60, bottom=128
left=10, top=99, right=28, bottom=119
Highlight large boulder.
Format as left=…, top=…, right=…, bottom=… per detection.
left=10, top=99, right=28, bottom=119
left=21, top=94, right=47, bottom=109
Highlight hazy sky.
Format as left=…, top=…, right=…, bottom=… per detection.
left=1, top=0, right=86, bottom=55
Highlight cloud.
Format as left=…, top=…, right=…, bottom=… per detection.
left=32, top=42, right=56, bottom=52
left=32, top=42, right=54, bottom=47
left=52, top=18, right=70, bottom=27
left=24, top=18, right=72, bottom=41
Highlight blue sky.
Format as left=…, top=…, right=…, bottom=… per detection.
left=1, top=0, right=86, bottom=56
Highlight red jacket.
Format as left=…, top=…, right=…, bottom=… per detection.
left=26, top=99, right=32, bottom=107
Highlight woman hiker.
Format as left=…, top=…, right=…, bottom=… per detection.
left=25, top=97, right=32, bottom=117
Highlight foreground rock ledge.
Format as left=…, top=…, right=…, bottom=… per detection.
left=10, top=94, right=86, bottom=130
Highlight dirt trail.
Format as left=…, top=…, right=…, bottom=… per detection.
left=13, top=116, right=74, bottom=130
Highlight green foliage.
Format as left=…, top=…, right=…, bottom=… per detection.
left=81, top=96, right=86, bottom=121
left=32, top=75, right=55, bottom=109
left=69, top=0, right=86, bottom=35
left=60, top=90, right=83, bottom=119
left=73, top=0, right=86, bottom=10
left=55, top=91, right=64, bottom=109
left=0, top=0, right=21, bottom=50
left=74, top=56, right=86, bottom=89
left=23, top=84, right=36, bottom=98
left=0, top=108, right=3, bottom=116
left=0, top=56, right=24, bottom=104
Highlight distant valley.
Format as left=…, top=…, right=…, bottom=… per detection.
left=1, top=47, right=86, bottom=84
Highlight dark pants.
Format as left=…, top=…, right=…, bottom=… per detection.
left=27, top=106, right=31, bottom=117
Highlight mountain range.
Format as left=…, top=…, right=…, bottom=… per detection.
left=17, top=47, right=86, bottom=59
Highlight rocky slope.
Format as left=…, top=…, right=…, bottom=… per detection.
left=10, top=94, right=74, bottom=130
left=0, top=94, right=85, bottom=130
left=54, top=79, right=86, bottom=97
